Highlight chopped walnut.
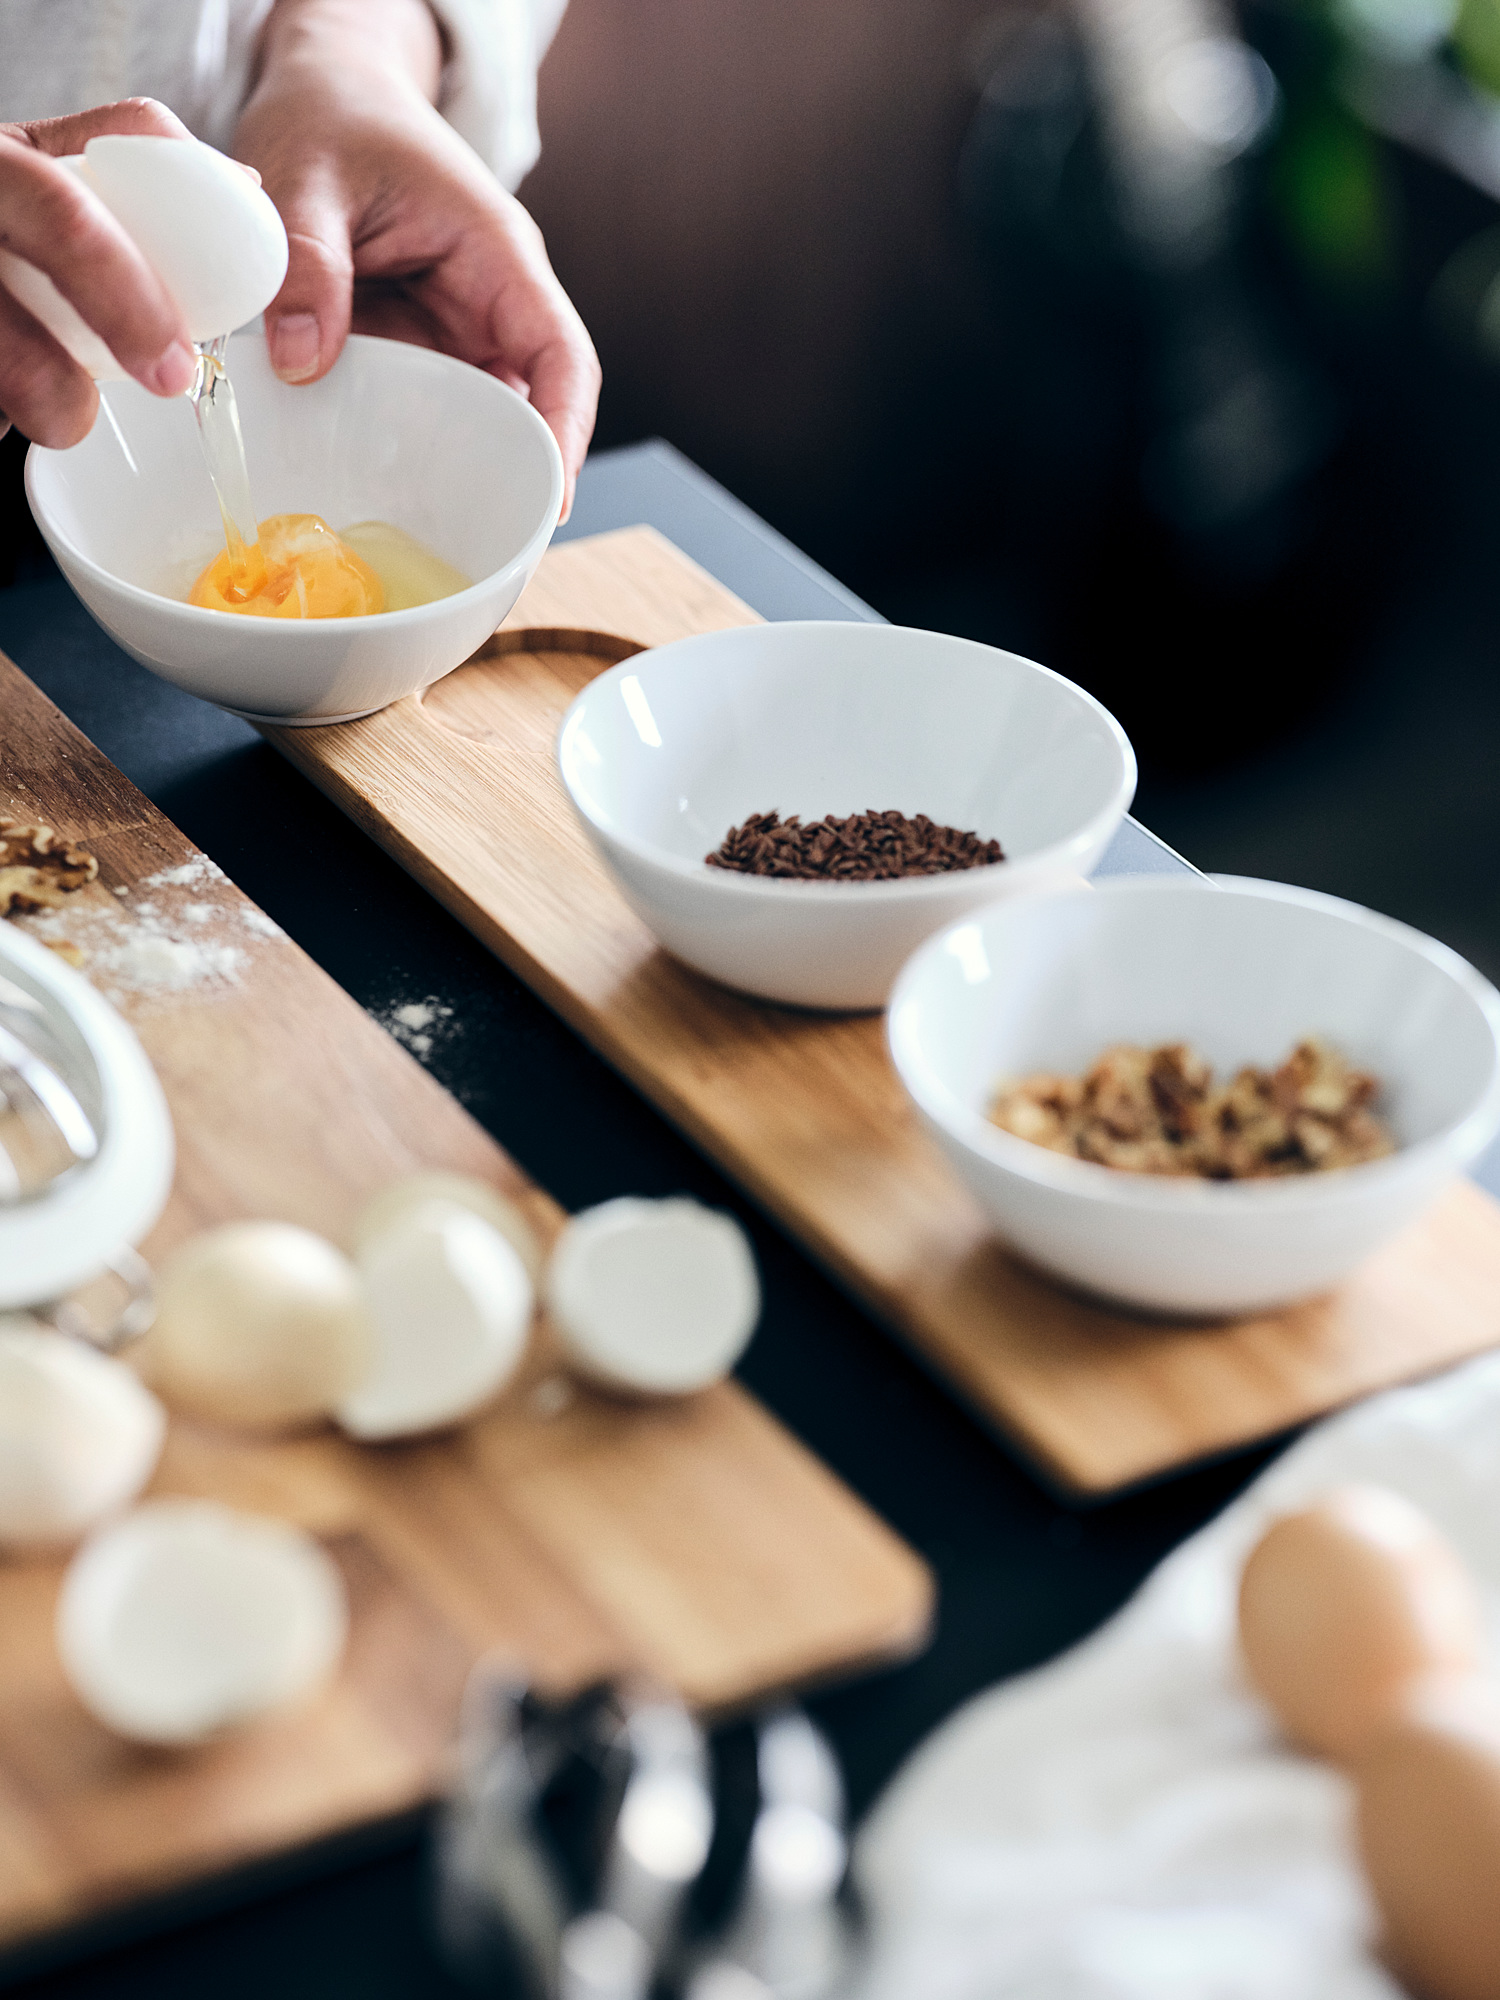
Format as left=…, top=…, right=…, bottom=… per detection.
left=989, top=1037, right=1396, bottom=1180
left=0, top=817, right=99, bottom=917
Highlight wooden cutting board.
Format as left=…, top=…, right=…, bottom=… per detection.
left=266, top=525, right=1500, bottom=1495
left=0, top=658, right=933, bottom=1955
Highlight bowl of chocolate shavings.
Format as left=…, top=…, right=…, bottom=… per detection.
left=555, top=621, right=1136, bottom=1009
left=887, top=876, right=1500, bottom=1315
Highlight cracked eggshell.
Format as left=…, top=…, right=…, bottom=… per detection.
left=140, top=1222, right=371, bottom=1430
left=338, top=1200, right=534, bottom=1441
left=0, top=1321, right=165, bottom=1548
left=57, top=1498, right=346, bottom=1745
left=81, top=135, right=288, bottom=343
left=545, top=1197, right=760, bottom=1396
left=353, top=1173, right=543, bottom=1280
left=0, top=137, right=288, bottom=381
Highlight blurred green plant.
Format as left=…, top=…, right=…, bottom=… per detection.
left=1271, top=100, right=1396, bottom=284
left=1455, top=0, right=1500, bottom=95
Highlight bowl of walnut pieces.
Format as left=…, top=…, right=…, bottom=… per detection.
left=887, top=876, right=1500, bottom=1315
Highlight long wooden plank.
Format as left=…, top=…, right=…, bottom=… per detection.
left=0, top=657, right=932, bottom=1952
left=266, top=526, right=1500, bottom=1492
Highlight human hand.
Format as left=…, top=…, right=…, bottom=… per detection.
left=234, top=0, right=600, bottom=519
left=0, top=99, right=198, bottom=446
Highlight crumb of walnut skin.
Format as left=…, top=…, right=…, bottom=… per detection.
left=989, top=1038, right=1395, bottom=1179
left=1082, top=1044, right=1156, bottom=1141
left=1272, top=1036, right=1378, bottom=1119
left=0, top=817, right=99, bottom=916
left=989, top=1073, right=1082, bottom=1153
left=1147, top=1043, right=1211, bottom=1140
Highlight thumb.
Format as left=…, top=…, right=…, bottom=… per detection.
left=258, top=173, right=354, bottom=385
left=15, top=96, right=194, bottom=154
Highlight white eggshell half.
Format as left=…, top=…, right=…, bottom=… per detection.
left=0, top=1322, right=165, bottom=1547
left=81, top=136, right=288, bottom=344
left=339, top=1201, right=534, bottom=1440
left=353, top=1173, right=544, bottom=1279
left=57, top=1498, right=347, bottom=1745
left=545, top=1198, right=760, bottom=1396
left=142, top=1221, right=371, bottom=1431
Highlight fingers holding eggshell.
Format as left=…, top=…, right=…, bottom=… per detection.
left=0, top=134, right=194, bottom=397
left=0, top=282, right=100, bottom=447
left=545, top=1197, right=760, bottom=1397
left=10, top=97, right=195, bottom=156
left=57, top=1499, right=346, bottom=1746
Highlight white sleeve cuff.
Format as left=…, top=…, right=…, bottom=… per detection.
left=425, top=0, right=569, bottom=189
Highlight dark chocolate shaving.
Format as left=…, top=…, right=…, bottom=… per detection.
left=705, top=809, right=1004, bottom=882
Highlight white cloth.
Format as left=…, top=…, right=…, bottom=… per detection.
left=0, top=0, right=566, bottom=188
left=854, top=1353, right=1500, bottom=2000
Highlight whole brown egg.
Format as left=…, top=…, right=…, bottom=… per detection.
left=1237, top=1486, right=1484, bottom=1762
left=1354, top=1673, right=1500, bottom=2000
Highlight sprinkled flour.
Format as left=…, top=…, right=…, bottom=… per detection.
left=24, top=900, right=247, bottom=997
left=141, top=854, right=228, bottom=891
left=374, top=994, right=459, bottom=1059
left=106, top=931, right=245, bottom=990
left=13, top=847, right=284, bottom=1006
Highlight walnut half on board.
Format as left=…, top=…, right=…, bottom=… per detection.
left=0, top=817, right=99, bottom=917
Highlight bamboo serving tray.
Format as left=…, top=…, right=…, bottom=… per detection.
left=0, top=658, right=932, bottom=1955
left=266, top=526, right=1500, bottom=1495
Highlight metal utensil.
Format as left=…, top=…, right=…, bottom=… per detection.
left=436, top=1668, right=714, bottom=2000
left=567, top=1690, right=713, bottom=2000
left=0, top=1015, right=98, bottom=1204
left=685, top=1711, right=857, bottom=2000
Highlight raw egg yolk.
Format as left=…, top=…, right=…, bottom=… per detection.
left=190, top=514, right=385, bottom=619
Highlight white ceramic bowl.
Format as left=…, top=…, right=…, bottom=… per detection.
left=887, top=876, right=1500, bottom=1315
left=25, top=331, right=563, bottom=724
left=556, top=621, right=1137, bottom=1009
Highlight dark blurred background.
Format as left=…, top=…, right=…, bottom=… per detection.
left=520, top=0, right=1500, bottom=980
left=5, top=0, right=1500, bottom=970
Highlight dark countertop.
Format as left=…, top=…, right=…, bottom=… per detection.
left=0, top=441, right=1289, bottom=1999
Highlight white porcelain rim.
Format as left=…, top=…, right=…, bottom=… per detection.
left=24, top=332, right=565, bottom=634
left=556, top=622, right=1139, bottom=905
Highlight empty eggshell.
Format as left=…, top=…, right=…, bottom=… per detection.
left=141, top=1222, right=371, bottom=1430
left=352, top=1173, right=543, bottom=1279
left=57, top=1497, right=347, bottom=1745
left=1237, top=1485, right=1484, bottom=1762
left=338, top=1200, right=534, bottom=1440
left=0, top=1322, right=165, bottom=1547
left=1354, top=1673, right=1500, bottom=2000
left=545, top=1197, right=760, bottom=1396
